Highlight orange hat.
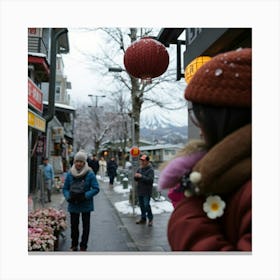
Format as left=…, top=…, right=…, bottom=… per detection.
left=185, top=48, right=252, bottom=108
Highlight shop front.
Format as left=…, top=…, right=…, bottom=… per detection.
left=28, top=109, right=46, bottom=194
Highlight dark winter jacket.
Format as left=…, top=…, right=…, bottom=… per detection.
left=134, top=164, right=154, bottom=196
left=167, top=124, right=251, bottom=251
left=63, top=170, right=99, bottom=213
left=87, top=158, right=99, bottom=175
left=107, top=160, right=118, bottom=177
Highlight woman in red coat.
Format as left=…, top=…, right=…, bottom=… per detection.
left=167, top=48, right=252, bottom=251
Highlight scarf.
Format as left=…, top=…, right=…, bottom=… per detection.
left=193, top=124, right=251, bottom=195
left=70, top=162, right=91, bottom=178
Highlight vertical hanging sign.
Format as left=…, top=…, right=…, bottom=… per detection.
left=28, top=78, right=43, bottom=113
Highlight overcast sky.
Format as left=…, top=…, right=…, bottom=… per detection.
left=1, top=1, right=279, bottom=279
left=61, top=28, right=189, bottom=126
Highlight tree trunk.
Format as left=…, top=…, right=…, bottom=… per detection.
left=129, top=28, right=143, bottom=147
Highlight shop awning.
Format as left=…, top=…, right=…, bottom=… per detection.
left=43, top=101, right=76, bottom=123
left=28, top=53, right=50, bottom=82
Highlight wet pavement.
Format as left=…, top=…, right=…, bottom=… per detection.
left=35, top=178, right=172, bottom=253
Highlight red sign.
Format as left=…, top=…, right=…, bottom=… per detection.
left=130, top=146, right=140, bottom=157
left=28, top=78, right=43, bottom=113
left=28, top=28, right=42, bottom=37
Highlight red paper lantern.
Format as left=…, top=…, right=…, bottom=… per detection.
left=124, top=37, right=169, bottom=82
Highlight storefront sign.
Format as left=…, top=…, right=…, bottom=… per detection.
left=184, top=28, right=228, bottom=66
left=28, top=109, right=46, bottom=132
left=52, top=126, right=64, bottom=143
left=28, top=28, right=42, bottom=38
left=28, top=78, right=43, bottom=113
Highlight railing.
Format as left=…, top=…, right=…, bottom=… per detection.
left=28, top=36, right=48, bottom=57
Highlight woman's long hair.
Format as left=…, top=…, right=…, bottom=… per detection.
left=192, top=102, right=251, bottom=149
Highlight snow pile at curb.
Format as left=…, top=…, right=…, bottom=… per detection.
left=114, top=200, right=173, bottom=215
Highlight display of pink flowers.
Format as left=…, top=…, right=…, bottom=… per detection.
left=28, top=207, right=67, bottom=251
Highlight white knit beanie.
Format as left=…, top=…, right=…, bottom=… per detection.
left=74, top=150, right=87, bottom=162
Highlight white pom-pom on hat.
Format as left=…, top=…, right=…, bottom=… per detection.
left=189, top=171, right=202, bottom=184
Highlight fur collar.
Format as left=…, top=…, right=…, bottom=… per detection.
left=193, top=124, right=251, bottom=195
left=159, top=139, right=206, bottom=171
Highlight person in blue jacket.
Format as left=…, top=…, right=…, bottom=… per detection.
left=42, top=157, right=54, bottom=203
left=63, top=150, right=99, bottom=251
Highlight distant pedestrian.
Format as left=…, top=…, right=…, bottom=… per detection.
left=107, top=157, right=118, bottom=188
left=87, top=154, right=99, bottom=175
left=165, top=48, right=252, bottom=251
left=98, top=156, right=107, bottom=180
left=134, top=154, right=154, bottom=227
left=42, top=157, right=54, bottom=203
left=63, top=150, right=100, bottom=251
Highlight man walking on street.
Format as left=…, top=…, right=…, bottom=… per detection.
left=134, top=154, right=154, bottom=227
left=107, top=156, right=118, bottom=188
left=87, top=154, right=99, bottom=175
left=42, top=157, right=54, bottom=203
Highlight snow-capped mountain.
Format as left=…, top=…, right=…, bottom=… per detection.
left=140, top=107, right=187, bottom=129
left=140, top=109, right=188, bottom=144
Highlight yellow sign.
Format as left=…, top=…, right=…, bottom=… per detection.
left=28, top=110, right=46, bottom=132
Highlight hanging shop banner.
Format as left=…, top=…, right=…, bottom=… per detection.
left=28, top=78, right=43, bottom=113
left=28, top=109, right=46, bottom=132
left=36, top=135, right=46, bottom=156
left=52, top=126, right=64, bottom=143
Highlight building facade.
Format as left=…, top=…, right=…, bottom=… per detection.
left=28, top=28, right=72, bottom=197
left=157, top=28, right=252, bottom=139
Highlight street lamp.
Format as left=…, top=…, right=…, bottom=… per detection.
left=88, top=94, right=106, bottom=107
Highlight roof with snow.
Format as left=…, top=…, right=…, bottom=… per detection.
left=139, top=144, right=183, bottom=151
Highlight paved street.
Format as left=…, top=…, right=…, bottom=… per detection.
left=56, top=179, right=172, bottom=253
left=57, top=183, right=138, bottom=252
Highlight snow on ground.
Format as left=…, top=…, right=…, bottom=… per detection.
left=112, top=183, right=174, bottom=215
left=96, top=176, right=174, bottom=215
left=114, top=200, right=174, bottom=215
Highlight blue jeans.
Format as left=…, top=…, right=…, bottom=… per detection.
left=138, top=195, right=153, bottom=221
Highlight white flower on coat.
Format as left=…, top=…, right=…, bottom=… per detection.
left=203, top=195, right=226, bottom=219
left=189, top=171, right=202, bottom=184
left=184, top=189, right=193, bottom=197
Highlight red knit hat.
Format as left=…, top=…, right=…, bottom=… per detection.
left=184, top=48, right=252, bottom=108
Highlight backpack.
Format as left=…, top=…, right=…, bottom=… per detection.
left=69, top=174, right=87, bottom=204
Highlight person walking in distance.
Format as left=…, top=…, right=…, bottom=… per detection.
left=134, top=154, right=154, bottom=227
left=42, top=157, right=54, bottom=203
left=87, top=154, right=99, bottom=175
left=107, top=157, right=118, bottom=188
left=166, top=48, right=252, bottom=251
left=98, top=156, right=107, bottom=180
left=63, top=150, right=99, bottom=251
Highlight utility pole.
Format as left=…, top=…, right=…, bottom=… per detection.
left=88, top=94, right=106, bottom=107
